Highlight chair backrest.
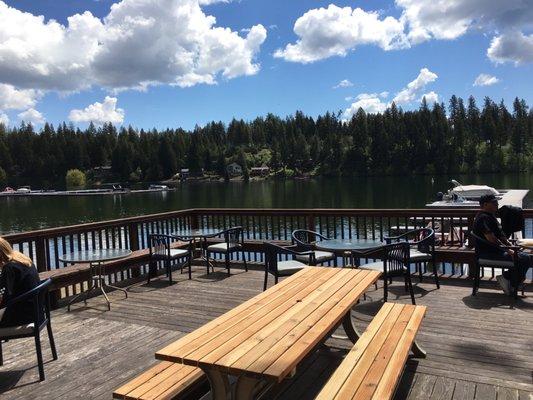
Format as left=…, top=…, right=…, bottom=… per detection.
left=384, top=242, right=410, bottom=275
left=149, top=234, right=171, bottom=259
left=291, top=229, right=317, bottom=250
left=5, top=278, right=52, bottom=326
left=223, top=226, right=244, bottom=245
left=414, top=228, right=435, bottom=253
left=264, top=242, right=282, bottom=274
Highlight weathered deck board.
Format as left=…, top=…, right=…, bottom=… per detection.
left=0, top=267, right=531, bottom=400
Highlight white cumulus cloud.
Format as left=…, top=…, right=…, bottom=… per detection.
left=18, top=108, right=45, bottom=125
left=333, top=79, right=354, bottom=89
left=0, top=84, right=42, bottom=110
left=277, top=1, right=533, bottom=66
left=0, top=0, right=267, bottom=92
left=344, top=67, right=438, bottom=119
left=0, top=113, right=8, bottom=125
left=487, top=31, right=533, bottom=65
left=344, top=93, right=388, bottom=117
left=69, top=96, right=125, bottom=125
left=473, top=73, right=500, bottom=87
left=392, top=68, right=438, bottom=105
left=421, top=91, right=439, bottom=104
left=274, top=4, right=408, bottom=63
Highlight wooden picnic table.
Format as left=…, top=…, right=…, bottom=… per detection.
left=155, top=267, right=380, bottom=400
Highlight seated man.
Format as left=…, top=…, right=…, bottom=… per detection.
left=473, top=194, right=531, bottom=295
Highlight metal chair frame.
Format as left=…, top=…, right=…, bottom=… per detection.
left=206, top=227, right=248, bottom=276
left=0, top=278, right=58, bottom=381
left=386, top=228, right=440, bottom=289
left=358, top=242, right=416, bottom=305
left=263, top=242, right=314, bottom=291
left=148, top=234, right=194, bottom=283
left=470, top=232, right=525, bottom=299
left=291, top=229, right=338, bottom=266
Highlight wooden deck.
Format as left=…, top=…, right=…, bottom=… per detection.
left=1, top=266, right=532, bottom=400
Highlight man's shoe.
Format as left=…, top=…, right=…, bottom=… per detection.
left=496, top=275, right=511, bottom=296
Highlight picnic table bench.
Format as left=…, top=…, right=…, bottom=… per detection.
left=316, top=302, right=427, bottom=400
left=154, top=267, right=380, bottom=399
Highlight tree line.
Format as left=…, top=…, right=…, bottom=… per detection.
left=0, top=95, right=531, bottom=188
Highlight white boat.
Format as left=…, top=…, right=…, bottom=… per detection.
left=449, top=180, right=500, bottom=200
left=149, top=184, right=169, bottom=190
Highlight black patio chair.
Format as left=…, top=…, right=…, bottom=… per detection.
left=263, top=242, right=314, bottom=291
left=0, top=278, right=58, bottom=381
left=206, top=227, right=248, bottom=275
left=385, top=228, right=440, bottom=289
left=359, top=242, right=416, bottom=305
left=148, top=234, right=194, bottom=283
left=291, top=229, right=337, bottom=266
left=470, top=232, right=525, bottom=299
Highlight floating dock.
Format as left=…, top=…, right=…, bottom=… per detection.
left=426, top=189, right=529, bottom=208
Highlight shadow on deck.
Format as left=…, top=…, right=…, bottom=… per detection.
left=0, top=266, right=532, bottom=400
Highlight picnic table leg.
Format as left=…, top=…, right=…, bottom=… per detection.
left=341, top=309, right=361, bottom=344
left=202, top=368, right=231, bottom=399
left=411, top=341, right=427, bottom=358
left=234, top=375, right=266, bottom=400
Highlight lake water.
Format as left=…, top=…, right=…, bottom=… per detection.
left=1, top=173, right=531, bottom=234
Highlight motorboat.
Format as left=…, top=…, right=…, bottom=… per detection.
left=449, top=180, right=500, bottom=200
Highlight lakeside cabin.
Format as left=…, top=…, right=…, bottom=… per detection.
left=250, top=166, right=270, bottom=177
left=0, top=207, right=531, bottom=400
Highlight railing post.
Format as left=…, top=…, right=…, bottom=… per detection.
left=191, top=211, right=200, bottom=230
left=307, top=214, right=315, bottom=232
left=35, top=237, right=48, bottom=272
left=128, top=223, right=141, bottom=278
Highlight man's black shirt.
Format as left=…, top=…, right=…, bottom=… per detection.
left=472, top=211, right=506, bottom=255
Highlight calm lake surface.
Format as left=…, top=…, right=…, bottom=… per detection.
left=1, top=173, right=531, bottom=234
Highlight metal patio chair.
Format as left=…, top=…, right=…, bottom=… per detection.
left=291, top=229, right=337, bottom=266
left=263, top=242, right=314, bottom=291
left=206, top=227, right=248, bottom=275
left=148, top=234, right=194, bottom=283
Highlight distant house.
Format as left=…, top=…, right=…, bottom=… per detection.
left=92, top=166, right=112, bottom=180
left=250, top=166, right=270, bottom=177
left=226, top=163, right=243, bottom=177
left=179, top=168, right=190, bottom=180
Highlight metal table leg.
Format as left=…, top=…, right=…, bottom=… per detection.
left=202, top=367, right=269, bottom=400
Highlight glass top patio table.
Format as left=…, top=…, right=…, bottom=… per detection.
left=59, top=249, right=132, bottom=264
left=170, top=228, right=224, bottom=238
left=314, top=238, right=385, bottom=252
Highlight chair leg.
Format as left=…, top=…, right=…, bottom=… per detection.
left=47, top=321, right=58, bottom=361
left=432, top=259, right=440, bottom=289
left=406, top=273, right=416, bottom=305
left=418, top=263, right=423, bottom=283
left=225, top=253, right=230, bottom=276
left=333, top=257, right=338, bottom=267
left=383, top=275, right=388, bottom=302
left=188, top=255, right=192, bottom=280
left=167, top=260, right=172, bottom=284
left=147, top=260, right=154, bottom=284
left=242, top=250, right=248, bottom=272
left=205, top=251, right=210, bottom=275
left=263, top=271, right=268, bottom=291
left=472, top=263, right=479, bottom=296
left=35, top=331, right=45, bottom=381
left=0, top=339, right=3, bottom=366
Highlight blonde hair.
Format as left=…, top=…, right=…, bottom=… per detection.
left=0, top=237, right=33, bottom=267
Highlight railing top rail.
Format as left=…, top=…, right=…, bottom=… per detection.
left=4, top=207, right=532, bottom=242
left=4, top=208, right=196, bottom=241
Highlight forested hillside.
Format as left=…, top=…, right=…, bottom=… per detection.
left=0, top=96, right=531, bottom=188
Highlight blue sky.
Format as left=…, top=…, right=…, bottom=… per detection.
left=0, top=0, right=532, bottom=130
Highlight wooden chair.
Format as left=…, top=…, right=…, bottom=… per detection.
left=206, top=226, right=247, bottom=275
left=291, top=229, right=337, bottom=266
left=0, top=278, right=58, bottom=381
left=386, top=228, right=440, bottom=289
left=263, top=242, right=313, bottom=291
left=359, top=242, right=416, bottom=305
left=470, top=232, right=525, bottom=298
left=148, top=234, right=194, bottom=283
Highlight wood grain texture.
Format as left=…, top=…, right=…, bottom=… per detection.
left=0, top=266, right=531, bottom=400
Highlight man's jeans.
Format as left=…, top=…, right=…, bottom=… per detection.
left=483, top=251, right=532, bottom=289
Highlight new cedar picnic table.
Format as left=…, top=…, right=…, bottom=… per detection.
left=156, top=267, right=381, bottom=400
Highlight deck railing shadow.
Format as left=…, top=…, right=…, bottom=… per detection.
left=462, top=293, right=533, bottom=310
